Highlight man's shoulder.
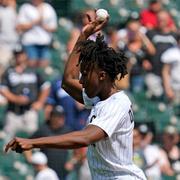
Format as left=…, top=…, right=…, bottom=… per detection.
left=111, top=91, right=130, bottom=103
left=97, top=91, right=131, bottom=111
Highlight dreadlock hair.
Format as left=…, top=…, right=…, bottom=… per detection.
left=77, top=34, right=128, bottom=81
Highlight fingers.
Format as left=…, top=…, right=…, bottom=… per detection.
left=4, top=137, right=24, bottom=154
left=5, top=138, right=16, bottom=153
left=81, top=13, right=109, bottom=37
left=93, top=17, right=109, bottom=32
left=86, top=13, right=92, bottom=23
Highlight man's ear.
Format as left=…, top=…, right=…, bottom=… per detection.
left=99, top=71, right=106, bottom=80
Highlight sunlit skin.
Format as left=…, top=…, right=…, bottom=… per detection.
left=79, top=62, right=115, bottom=99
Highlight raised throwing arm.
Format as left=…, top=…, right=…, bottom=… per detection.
left=62, top=14, right=109, bottom=103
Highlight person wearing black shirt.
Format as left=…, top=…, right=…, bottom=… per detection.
left=0, top=45, right=50, bottom=140
left=145, top=10, right=177, bottom=98
left=27, top=105, right=73, bottom=179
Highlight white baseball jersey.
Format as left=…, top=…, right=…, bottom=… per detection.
left=83, top=90, right=146, bottom=180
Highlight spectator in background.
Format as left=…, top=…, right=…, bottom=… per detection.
left=0, top=0, right=18, bottom=78
left=74, top=101, right=89, bottom=131
left=45, top=77, right=90, bottom=131
left=106, top=26, right=119, bottom=51
left=0, top=45, right=50, bottom=140
left=107, top=26, right=130, bottom=91
left=45, top=78, right=91, bottom=179
left=159, top=125, right=180, bottom=178
left=65, top=147, right=91, bottom=180
left=138, top=123, right=162, bottom=180
left=145, top=10, right=177, bottom=99
left=118, top=17, right=155, bottom=93
left=161, top=33, right=180, bottom=106
left=133, top=126, right=148, bottom=172
left=117, top=15, right=147, bottom=50
left=31, top=151, right=59, bottom=180
left=16, top=0, right=57, bottom=69
left=26, top=106, right=72, bottom=179
left=65, top=102, right=91, bottom=180
left=45, top=77, right=76, bottom=125
left=140, top=0, right=176, bottom=31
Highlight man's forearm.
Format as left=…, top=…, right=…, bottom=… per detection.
left=31, top=131, right=90, bottom=149
left=63, top=32, right=88, bottom=78
left=62, top=33, right=88, bottom=103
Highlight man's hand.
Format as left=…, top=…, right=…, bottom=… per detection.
left=5, top=137, right=33, bottom=153
left=82, top=12, right=109, bottom=38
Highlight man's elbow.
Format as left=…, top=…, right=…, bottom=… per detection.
left=61, top=76, right=73, bottom=95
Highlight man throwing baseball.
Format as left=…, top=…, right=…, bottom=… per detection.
left=5, top=11, right=146, bottom=180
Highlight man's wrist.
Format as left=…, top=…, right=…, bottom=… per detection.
left=31, top=138, right=47, bottom=149
left=79, top=32, right=88, bottom=40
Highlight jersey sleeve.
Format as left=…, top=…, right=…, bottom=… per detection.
left=89, top=100, right=128, bottom=137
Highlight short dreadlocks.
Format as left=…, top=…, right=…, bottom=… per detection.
left=77, top=34, right=128, bottom=81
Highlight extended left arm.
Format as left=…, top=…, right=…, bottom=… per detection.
left=5, top=125, right=107, bottom=153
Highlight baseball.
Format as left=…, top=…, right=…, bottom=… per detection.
left=96, top=9, right=109, bottom=21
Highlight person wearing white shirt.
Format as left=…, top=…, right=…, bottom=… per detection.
left=161, top=34, right=180, bottom=105
left=31, top=151, right=59, bottom=180
left=0, top=0, right=18, bottom=76
left=17, top=0, right=57, bottom=68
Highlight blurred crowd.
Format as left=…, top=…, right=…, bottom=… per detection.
left=0, top=0, right=179, bottom=180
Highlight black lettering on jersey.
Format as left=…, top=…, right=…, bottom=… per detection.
left=90, top=115, right=96, bottom=123
left=128, top=105, right=134, bottom=123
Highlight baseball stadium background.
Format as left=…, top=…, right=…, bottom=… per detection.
left=0, top=0, right=180, bottom=180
